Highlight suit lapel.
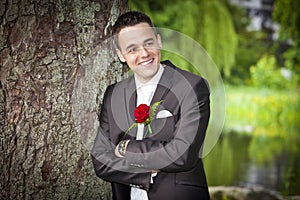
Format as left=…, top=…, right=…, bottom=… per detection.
left=125, top=63, right=175, bottom=117
left=150, top=63, right=175, bottom=105
left=124, top=62, right=176, bottom=137
left=145, top=63, right=175, bottom=136
left=124, top=76, right=137, bottom=127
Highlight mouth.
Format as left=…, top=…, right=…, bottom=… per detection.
left=139, top=59, right=154, bottom=66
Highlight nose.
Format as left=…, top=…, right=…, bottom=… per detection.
left=139, top=47, right=149, bottom=57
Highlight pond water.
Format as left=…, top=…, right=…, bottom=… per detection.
left=203, top=131, right=300, bottom=196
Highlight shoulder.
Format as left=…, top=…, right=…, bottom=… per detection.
left=162, top=60, right=210, bottom=93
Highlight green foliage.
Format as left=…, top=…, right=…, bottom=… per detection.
left=224, top=85, right=300, bottom=138
left=282, top=46, right=300, bottom=85
left=129, top=0, right=300, bottom=86
left=230, top=30, right=277, bottom=85
left=273, top=0, right=300, bottom=45
left=226, top=1, right=278, bottom=85
left=201, top=1, right=238, bottom=77
left=273, top=0, right=300, bottom=83
left=250, top=55, right=298, bottom=90
left=129, top=0, right=238, bottom=78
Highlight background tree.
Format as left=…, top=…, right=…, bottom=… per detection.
left=224, top=2, right=264, bottom=84
left=273, top=0, right=300, bottom=81
left=0, top=0, right=128, bottom=199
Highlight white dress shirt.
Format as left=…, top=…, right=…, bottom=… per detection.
left=130, top=65, right=164, bottom=200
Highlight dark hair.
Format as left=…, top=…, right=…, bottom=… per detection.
left=112, top=11, right=155, bottom=36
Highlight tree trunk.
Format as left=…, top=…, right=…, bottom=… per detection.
left=0, top=0, right=128, bottom=199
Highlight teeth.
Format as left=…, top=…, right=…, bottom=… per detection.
left=141, top=59, right=152, bottom=65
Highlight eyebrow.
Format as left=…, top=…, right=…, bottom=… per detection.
left=124, top=38, right=155, bottom=52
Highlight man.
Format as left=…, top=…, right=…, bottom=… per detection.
left=91, top=11, right=210, bottom=200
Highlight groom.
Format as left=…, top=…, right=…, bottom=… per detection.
left=91, top=11, right=211, bottom=200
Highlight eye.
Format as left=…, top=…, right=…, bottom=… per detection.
left=127, top=47, right=137, bottom=54
left=145, top=41, right=154, bottom=47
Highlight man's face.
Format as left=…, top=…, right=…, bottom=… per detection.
left=116, top=23, right=162, bottom=83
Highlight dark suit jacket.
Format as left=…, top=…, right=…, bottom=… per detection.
left=91, top=60, right=210, bottom=200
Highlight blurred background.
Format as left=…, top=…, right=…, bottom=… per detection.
left=129, top=0, right=300, bottom=197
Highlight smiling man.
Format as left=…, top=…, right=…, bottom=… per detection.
left=116, top=22, right=162, bottom=83
left=91, top=11, right=211, bottom=200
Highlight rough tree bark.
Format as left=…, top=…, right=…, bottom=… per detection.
left=0, top=0, right=128, bottom=199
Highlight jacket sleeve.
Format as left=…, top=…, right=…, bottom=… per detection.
left=125, top=78, right=210, bottom=172
left=91, top=85, right=152, bottom=190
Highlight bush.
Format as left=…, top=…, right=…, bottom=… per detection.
left=250, top=55, right=297, bottom=89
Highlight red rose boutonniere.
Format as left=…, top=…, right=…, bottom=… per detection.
left=125, top=100, right=164, bottom=134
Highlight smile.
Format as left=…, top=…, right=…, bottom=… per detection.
left=140, top=59, right=154, bottom=66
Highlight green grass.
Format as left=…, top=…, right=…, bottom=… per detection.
left=224, top=85, right=300, bottom=137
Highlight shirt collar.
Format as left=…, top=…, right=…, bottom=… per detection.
left=135, top=64, right=164, bottom=89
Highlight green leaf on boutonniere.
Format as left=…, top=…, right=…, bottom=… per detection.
left=125, top=122, right=138, bottom=135
left=149, top=100, right=164, bottom=121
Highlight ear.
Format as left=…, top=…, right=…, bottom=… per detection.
left=157, top=34, right=162, bottom=49
left=116, top=48, right=126, bottom=62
